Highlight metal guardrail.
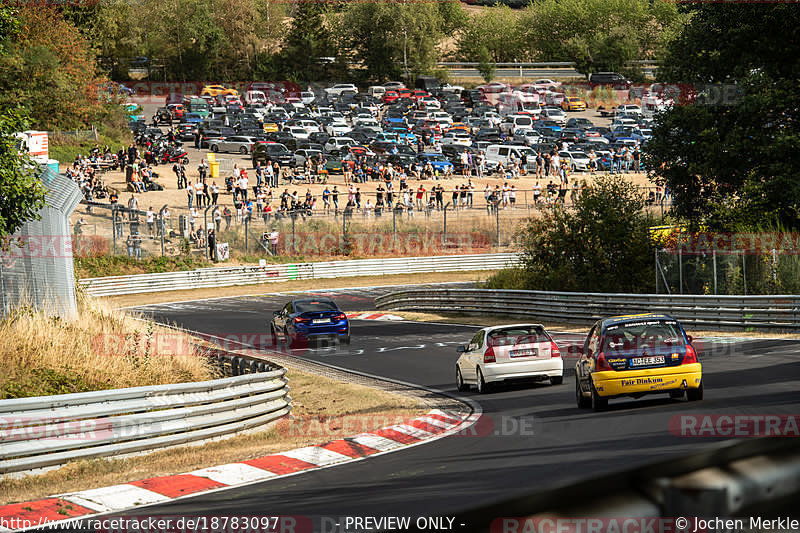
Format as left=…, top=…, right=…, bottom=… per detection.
left=79, top=254, right=520, bottom=297
left=375, top=288, right=800, bottom=331
left=0, top=349, right=290, bottom=475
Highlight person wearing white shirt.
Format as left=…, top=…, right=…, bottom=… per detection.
left=145, top=207, right=155, bottom=236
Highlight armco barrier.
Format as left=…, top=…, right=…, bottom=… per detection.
left=0, top=353, right=290, bottom=475
left=79, top=254, right=519, bottom=297
left=375, top=288, right=800, bottom=332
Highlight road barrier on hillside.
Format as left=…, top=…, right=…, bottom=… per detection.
left=79, top=253, right=519, bottom=297
left=0, top=352, right=290, bottom=475
left=375, top=288, right=800, bottom=332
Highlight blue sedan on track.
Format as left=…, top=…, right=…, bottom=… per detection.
left=269, top=297, right=350, bottom=348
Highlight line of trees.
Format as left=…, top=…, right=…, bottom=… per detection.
left=47, top=0, right=682, bottom=83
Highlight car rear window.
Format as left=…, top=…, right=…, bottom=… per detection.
left=603, top=320, right=685, bottom=351
left=488, top=326, right=548, bottom=346
left=295, top=300, right=338, bottom=313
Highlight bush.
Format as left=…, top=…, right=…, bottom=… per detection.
left=488, top=175, right=656, bottom=292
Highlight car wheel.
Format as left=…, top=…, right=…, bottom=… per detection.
left=456, top=366, right=468, bottom=393
left=551, top=375, right=563, bottom=385
left=576, top=378, right=591, bottom=408
left=342, top=334, right=351, bottom=345
left=591, top=381, right=608, bottom=412
left=239, top=146, right=248, bottom=154
left=270, top=325, right=278, bottom=347
left=211, top=145, right=219, bottom=152
left=670, top=389, right=685, bottom=399
left=182, top=157, right=189, bottom=165
left=687, top=380, right=704, bottom=402
left=476, top=367, right=490, bottom=394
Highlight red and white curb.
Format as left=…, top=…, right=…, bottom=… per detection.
left=346, top=312, right=404, bottom=321
left=0, top=409, right=471, bottom=531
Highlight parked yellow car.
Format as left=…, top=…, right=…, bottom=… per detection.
left=200, top=84, right=238, bottom=97
left=561, top=96, right=588, bottom=111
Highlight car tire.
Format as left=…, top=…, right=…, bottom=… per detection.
left=551, top=375, right=563, bottom=385
left=687, top=380, right=704, bottom=402
left=270, top=325, right=278, bottom=347
left=182, top=157, right=189, bottom=165
left=670, top=389, right=685, bottom=399
left=239, top=146, right=248, bottom=154
left=456, top=366, right=468, bottom=393
left=591, top=381, right=608, bottom=412
left=342, top=334, right=351, bottom=345
left=211, top=145, right=219, bottom=152
left=476, top=367, right=490, bottom=394
left=576, top=378, right=591, bottom=408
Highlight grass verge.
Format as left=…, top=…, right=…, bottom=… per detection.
left=0, top=367, right=425, bottom=505
left=0, top=291, right=212, bottom=399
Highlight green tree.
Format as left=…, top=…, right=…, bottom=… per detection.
left=455, top=4, right=525, bottom=63
left=341, top=1, right=466, bottom=82
left=476, top=46, right=496, bottom=83
left=645, top=4, right=800, bottom=229
left=518, top=0, right=681, bottom=77
left=279, top=3, right=339, bottom=82
left=0, top=8, right=47, bottom=239
left=491, top=176, right=655, bottom=293
left=0, top=6, right=109, bottom=130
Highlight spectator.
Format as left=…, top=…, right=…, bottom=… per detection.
left=194, top=179, right=204, bottom=208
left=211, top=181, right=219, bottom=205
left=146, top=207, right=155, bottom=237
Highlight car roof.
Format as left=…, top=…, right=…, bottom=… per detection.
left=290, top=297, right=336, bottom=305
left=601, top=314, right=676, bottom=329
left=483, top=323, right=547, bottom=333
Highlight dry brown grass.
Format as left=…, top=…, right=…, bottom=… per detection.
left=0, top=367, right=425, bottom=505
left=0, top=291, right=213, bottom=399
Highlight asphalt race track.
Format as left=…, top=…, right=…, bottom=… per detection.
left=102, top=285, right=800, bottom=532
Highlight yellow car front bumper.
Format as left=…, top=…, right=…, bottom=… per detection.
left=592, top=364, right=702, bottom=397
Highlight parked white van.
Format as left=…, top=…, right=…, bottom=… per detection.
left=485, top=144, right=537, bottom=171
left=368, top=86, right=387, bottom=99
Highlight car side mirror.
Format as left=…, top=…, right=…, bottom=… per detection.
left=686, top=335, right=693, bottom=344
left=456, top=345, right=467, bottom=353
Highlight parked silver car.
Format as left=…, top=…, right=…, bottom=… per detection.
left=209, top=135, right=260, bottom=154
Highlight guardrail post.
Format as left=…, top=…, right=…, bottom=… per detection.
left=713, top=249, right=717, bottom=295
left=112, top=204, right=118, bottom=255
left=159, top=204, right=168, bottom=257
left=203, top=205, right=213, bottom=261
left=495, top=199, right=501, bottom=247
left=443, top=202, right=450, bottom=248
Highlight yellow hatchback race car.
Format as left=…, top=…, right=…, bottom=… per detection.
left=575, top=314, right=703, bottom=411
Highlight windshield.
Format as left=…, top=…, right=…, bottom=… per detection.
left=603, top=320, right=685, bottom=352
left=488, top=326, right=549, bottom=347
left=295, top=300, right=338, bottom=313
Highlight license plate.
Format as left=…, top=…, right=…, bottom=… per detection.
left=510, top=348, right=537, bottom=358
left=629, top=356, right=665, bottom=367
left=312, top=319, right=330, bottom=324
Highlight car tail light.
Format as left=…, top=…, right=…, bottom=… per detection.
left=683, top=344, right=697, bottom=364
left=550, top=341, right=561, bottom=358
left=595, top=352, right=612, bottom=372
left=484, top=346, right=496, bottom=363
left=293, top=316, right=309, bottom=324
left=334, top=313, right=346, bottom=321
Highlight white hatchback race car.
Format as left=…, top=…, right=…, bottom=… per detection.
left=456, top=324, right=564, bottom=393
